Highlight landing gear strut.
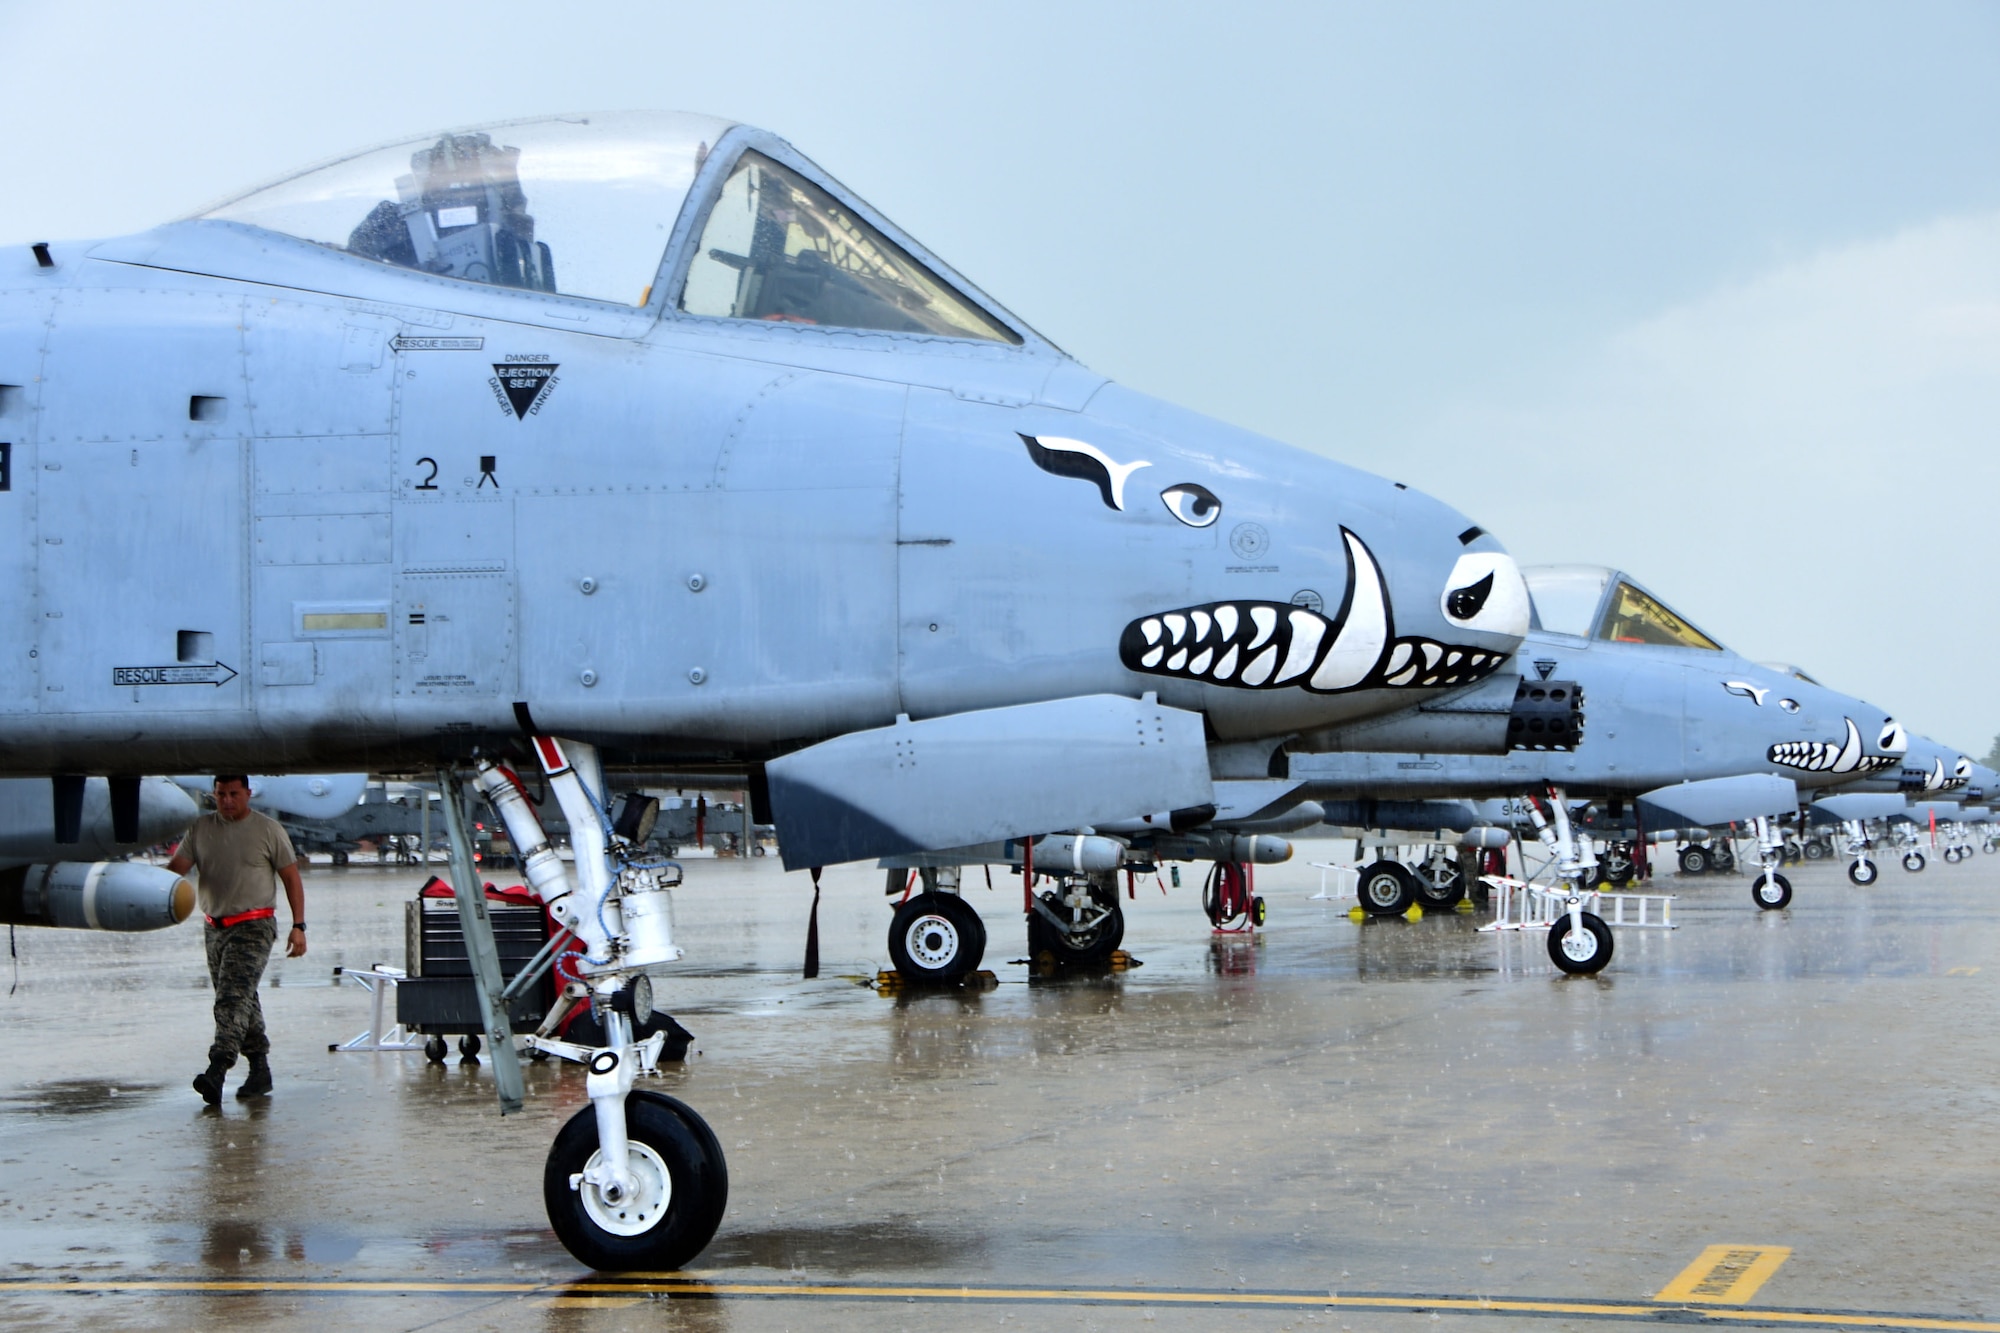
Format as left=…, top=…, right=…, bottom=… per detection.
left=460, top=737, right=726, bottom=1271
left=1521, top=785, right=1614, bottom=975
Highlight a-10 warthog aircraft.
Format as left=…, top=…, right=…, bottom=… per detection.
left=0, top=112, right=1531, bottom=1269
left=1283, top=564, right=1907, bottom=956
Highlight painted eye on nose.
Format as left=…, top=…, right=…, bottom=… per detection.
left=1440, top=551, right=1530, bottom=637
left=1447, top=574, right=1493, bottom=620
left=1160, top=483, right=1221, bottom=528
left=1879, top=718, right=1908, bottom=753
left=1778, top=698, right=1800, bottom=713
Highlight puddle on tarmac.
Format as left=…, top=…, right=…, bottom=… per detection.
left=0, top=1079, right=163, bottom=1116
left=704, top=1217, right=989, bottom=1274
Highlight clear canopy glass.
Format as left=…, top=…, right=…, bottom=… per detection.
left=1594, top=581, right=1720, bottom=650
left=199, top=112, right=734, bottom=307
left=1521, top=566, right=1610, bottom=637
left=681, top=152, right=1019, bottom=342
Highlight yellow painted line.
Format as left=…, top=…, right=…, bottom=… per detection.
left=1656, top=1244, right=1793, bottom=1304
left=8, top=1275, right=2000, bottom=1331
left=1949, top=967, right=1980, bottom=976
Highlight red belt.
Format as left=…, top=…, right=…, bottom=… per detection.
left=205, top=906, right=276, bottom=929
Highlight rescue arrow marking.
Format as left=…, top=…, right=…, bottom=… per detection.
left=111, top=662, right=238, bottom=687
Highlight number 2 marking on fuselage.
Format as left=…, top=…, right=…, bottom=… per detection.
left=413, top=457, right=439, bottom=490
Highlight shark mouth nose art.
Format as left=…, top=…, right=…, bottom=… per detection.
left=1119, top=528, right=1509, bottom=694
left=1768, top=718, right=1899, bottom=776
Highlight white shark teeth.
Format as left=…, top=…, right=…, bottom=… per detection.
left=1120, top=529, right=1512, bottom=696
left=1770, top=718, right=1870, bottom=774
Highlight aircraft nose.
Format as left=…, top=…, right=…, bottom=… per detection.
left=1118, top=499, right=1528, bottom=697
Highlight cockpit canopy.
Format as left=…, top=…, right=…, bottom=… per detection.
left=1523, top=565, right=1722, bottom=651
left=196, top=111, right=1023, bottom=343
left=201, top=112, right=729, bottom=306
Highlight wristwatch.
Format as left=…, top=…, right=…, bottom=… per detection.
left=291, top=922, right=306, bottom=931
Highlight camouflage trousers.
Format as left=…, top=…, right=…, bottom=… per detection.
left=203, top=917, right=277, bottom=1066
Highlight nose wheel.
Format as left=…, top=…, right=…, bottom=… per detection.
left=1751, top=871, right=1792, bottom=910
left=1546, top=910, right=1614, bottom=974
left=544, top=1090, right=729, bottom=1271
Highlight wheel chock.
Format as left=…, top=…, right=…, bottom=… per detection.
left=1108, top=950, right=1143, bottom=971
left=966, top=969, right=1000, bottom=989
left=1404, top=904, right=1424, bottom=921
left=1455, top=899, right=1475, bottom=914
left=1347, top=905, right=1366, bottom=922
left=873, top=969, right=904, bottom=992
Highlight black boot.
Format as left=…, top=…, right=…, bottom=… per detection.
left=192, top=1056, right=231, bottom=1107
left=236, top=1056, right=272, bottom=1100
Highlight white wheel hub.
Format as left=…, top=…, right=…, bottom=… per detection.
left=1558, top=925, right=1600, bottom=963
left=904, top=914, right=961, bottom=969
left=578, top=1140, right=671, bottom=1236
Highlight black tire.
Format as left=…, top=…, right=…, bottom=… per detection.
left=544, top=1090, right=728, bottom=1272
left=1712, top=846, right=1736, bottom=873
left=1546, top=910, right=1614, bottom=974
left=1848, top=858, right=1878, bottom=886
left=1780, top=842, right=1803, bottom=865
left=1751, top=871, right=1792, bottom=910
left=1413, top=863, right=1466, bottom=910
left=1250, top=895, right=1268, bottom=927
left=887, top=891, right=985, bottom=985
left=1902, top=851, right=1926, bottom=873
left=331, top=849, right=349, bottom=866
left=458, top=1033, right=481, bottom=1060
left=1678, top=846, right=1709, bottom=875
left=1803, top=839, right=1830, bottom=861
left=1028, top=895, right=1123, bottom=966
left=1356, top=860, right=1418, bottom=917
left=423, top=1035, right=447, bottom=1064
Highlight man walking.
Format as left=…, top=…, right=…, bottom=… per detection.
left=165, top=775, right=306, bottom=1105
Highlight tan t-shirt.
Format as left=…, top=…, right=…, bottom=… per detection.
left=180, top=810, right=298, bottom=918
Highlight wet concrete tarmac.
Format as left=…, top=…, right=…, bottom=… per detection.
left=3, top=843, right=2000, bottom=1331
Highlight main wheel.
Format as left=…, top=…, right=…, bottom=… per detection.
left=1028, top=894, right=1124, bottom=966
left=1356, top=860, right=1418, bottom=917
left=888, top=891, right=985, bottom=985
left=1902, top=851, right=1926, bottom=873
left=544, top=1090, right=728, bottom=1272
left=1546, top=910, right=1614, bottom=974
left=1751, top=871, right=1792, bottom=910
left=1803, top=839, right=1830, bottom=861
left=1678, top=846, right=1709, bottom=875
left=1712, top=845, right=1737, bottom=873
left=1848, top=858, right=1878, bottom=886
left=1413, top=862, right=1466, bottom=910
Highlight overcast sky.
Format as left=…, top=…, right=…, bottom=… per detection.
left=3, top=0, right=1994, bottom=752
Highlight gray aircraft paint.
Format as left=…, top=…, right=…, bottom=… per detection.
left=1287, top=567, right=1902, bottom=807
left=0, top=113, right=1526, bottom=864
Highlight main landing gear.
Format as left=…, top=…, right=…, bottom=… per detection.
left=1030, top=870, right=1125, bottom=966
left=1356, top=859, right=1418, bottom=917
left=462, top=738, right=727, bottom=1272
left=884, top=867, right=987, bottom=986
